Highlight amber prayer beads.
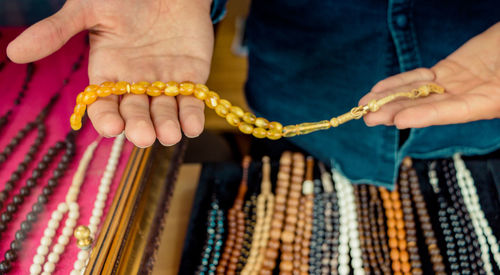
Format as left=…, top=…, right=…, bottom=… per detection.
left=70, top=81, right=444, bottom=139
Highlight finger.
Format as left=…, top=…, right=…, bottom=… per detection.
left=7, top=0, right=88, bottom=63
left=120, top=94, right=156, bottom=148
left=394, top=91, right=499, bottom=129
left=369, top=68, right=435, bottom=94
left=87, top=95, right=124, bottom=137
left=150, top=96, right=182, bottom=146
left=177, top=95, right=205, bottom=138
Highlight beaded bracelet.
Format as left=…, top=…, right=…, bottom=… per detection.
left=70, top=82, right=444, bottom=139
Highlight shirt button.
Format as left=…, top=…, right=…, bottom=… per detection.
left=395, top=14, right=408, bottom=28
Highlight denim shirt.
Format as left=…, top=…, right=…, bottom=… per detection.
left=214, top=0, right=500, bottom=188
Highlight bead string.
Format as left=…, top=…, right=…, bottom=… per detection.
left=69, top=82, right=444, bottom=139
left=71, top=133, right=125, bottom=275
left=279, top=152, right=304, bottom=274
left=442, top=159, right=484, bottom=273
left=216, top=156, right=250, bottom=274
left=241, top=156, right=274, bottom=275
left=368, top=185, right=391, bottom=274
left=29, top=139, right=100, bottom=275
left=196, top=195, right=224, bottom=275
left=353, top=185, right=372, bottom=274
left=260, top=151, right=292, bottom=273
left=332, top=169, right=364, bottom=275
left=237, top=194, right=257, bottom=272
left=0, top=134, right=76, bottom=274
left=453, top=153, right=500, bottom=274
left=308, top=179, right=325, bottom=274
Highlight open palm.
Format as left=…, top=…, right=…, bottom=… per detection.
left=7, top=0, right=214, bottom=147
left=360, top=22, right=500, bottom=129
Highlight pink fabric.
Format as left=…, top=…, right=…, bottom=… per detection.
left=0, top=28, right=133, bottom=274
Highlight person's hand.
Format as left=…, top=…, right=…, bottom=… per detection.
left=360, top=22, right=500, bottom=129
left=7, top=0, right=214, bottom=147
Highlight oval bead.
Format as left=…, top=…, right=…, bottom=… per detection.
left=152, top=81, right=166, bottom=90
left=215, top=105, right=229, bottom=118
left=242, top=112, right=256, bottom=124
left=136, top=81, right=150, bottom=87
left=70, top=114, right=81, bottom=125
left=238, top=123, right=254, bottom=134
left=230, top=106, right=244, bottom=118
left=266, top=129, right=282, bottom=140
left=205, top=92, right=220, bottom=109
left=179, top=82, right=195, bottom=95
left=268, top=122, right=283, bottom=132
left=219, top=99, right=232, bottom=109
left=96, top=86, right=112, bottom=97
left=84, top=85, right=99, bottom=93
left=164, top=81, right=179, bottom=96
left=73, top=104, right=86, bottom=117
left=194, top=88, right=208, bottom=100
left=252, top=127, right=267, bottom=139
left=76, top=92, right=85, bottom=104
left=82, top=91, right=98, bottom=105
left=113, top=81, right=129, bottom=95
left=130, top=83, right=146, bottom=94
left=146, top=86, right=162, bottom=96
left=225, top=113, right=240, bottom=127
left=70, top=121, right=82, bottom=131
left=255, top=117, right=269, bottom=128
left=195, top=83, right=209, bottom=92
left=100, top=81, right=115, bottom=88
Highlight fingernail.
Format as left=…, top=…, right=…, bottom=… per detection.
left=159, top=141, right=175, bottom=147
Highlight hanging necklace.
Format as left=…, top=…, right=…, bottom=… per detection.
left=0, top=63, right=34, bottom=133
left=29, top=138, right=100, bottom=275
left=333, top=169, right=364, bottom=275
left=70, top=134, right=126, bottom=275
left=241, top=156, right=275, bottom=275
left=442, top=159, right=484, bottom=273
left=69, top=81, right=444, bottom=139
left=309, top=178, right=324, bottom=274
left=453, top=153, right=500, bottom=274
left=216, top=157, right=250, bottom=275
left=0, top=133, right=76, bottom=273
left=260, top=151, right=292, bottom=273
left=368, top=185, right=391, bottom=274
left=237, top=194, right=257, bottom=272
left=355, top=184, right=377, bottom=274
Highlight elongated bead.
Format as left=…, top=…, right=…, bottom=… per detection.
left=179, top=82, right=195, bottom=95
left=152, top=81, right=166, bottom=89
left=205, top=92, right=219, bottom=109
left=164, top=81, right=179, bottom=96
left=130, top=83, right=146, bottom=94
left=71, top=121, right=82, bottom=131
left=252, top=127, right=267, bottom=138
left=269, top=122, right=283, bottom=132
left=238, top=123, right=254, bottom=134
left=96, top=86, right=112, bottom=97
left=146, top=86, right=162, bottom=96
left=266, top=129, right=282, bottom=140
left=82, top=91, right=97, bottom=105
left=230, top=106, right=244, bottom=118
left=74, top=104, right=86, bottom=117
left=76, top=92, right=85, bottom=104
left=243, top=112, right=256, bottom=124
left=255, top=117, right=269, bottom=128
left=100, top=81, right=115, bottom=88
left=113, top=81, right=129, bottom=95
left=136, top=81, right=150, bottom=87
left=215, top=105, right=229, bottom=118
left=84, top=85, right=99, bottom=93
left=219, top=99, right=232, bottom=109
left=226, top=113, right=240, bottom=126
left=70, top=114, right=81, bottom=125
left=194, top=84, right=209, bottom=100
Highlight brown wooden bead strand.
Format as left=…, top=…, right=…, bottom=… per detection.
left=260, top=152, right=292, bottom=275
left=217, top=156, right=251, bottom=275
left=354, top=185, right=373, bottom=274
left=368, top=185, right=392, bottom=274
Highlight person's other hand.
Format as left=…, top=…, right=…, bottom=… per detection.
left=360, top=22, right=500, bottom=129
left=7, top=0, right=214, bottom=147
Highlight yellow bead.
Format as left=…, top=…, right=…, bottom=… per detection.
left=146, top=86, right=162, bottom=96
left=219, top=99, right=232, bottom=109
left=179, top=82, right=195, bottom=95
left=70, top=113, right=81, bottom=126
left=164, top=81, right=179, bottom=96
left=195, top=83, right=209, bottom=92
left=74, top=225, right=91, bottom=240
left=84, top=85, right=99, bottom=93
left=136, top=81, right=150, bottom=87
left=96, top=86, right=112, bottom=97
left=71, top=121, right=82, bottom=131
left=268, top=122, right=283, bottom=132
left=225, top=113, right=240, bottom=127
left=230, top=106, right=244, bottom=118
left=215, top=104, right=229, bottom=118
left=266, top=129, right=282, bottom=140
left=113, top=81, right=129, bottom=95
left=130, top=83, right=146, bottom=94
left=255, top=117, right=269, bottom=128
left=77, top=238, right=93, bottom=249
left=205, top=92, right=219, bottom=109
left=152, top=81, right=166, bottom=90
left=238, top=123, right=254, bottom=134
left=194, top=88, right=208, bottom=100
left=100, top=81, right=115, bottom=88
left=76, top=92, right=85, bottom=104
left=74, top=104, right=86, bottom=117
left=252, top=127, right=267, bottom=139
left=82, top=91, right=98, bottom=105
left=243, top=112, right=256, bottom=124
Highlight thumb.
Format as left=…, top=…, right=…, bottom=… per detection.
left=7, top=0, right=89, bottom=63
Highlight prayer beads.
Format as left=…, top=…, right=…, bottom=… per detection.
left=70, top=82, right=444, bottom=139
